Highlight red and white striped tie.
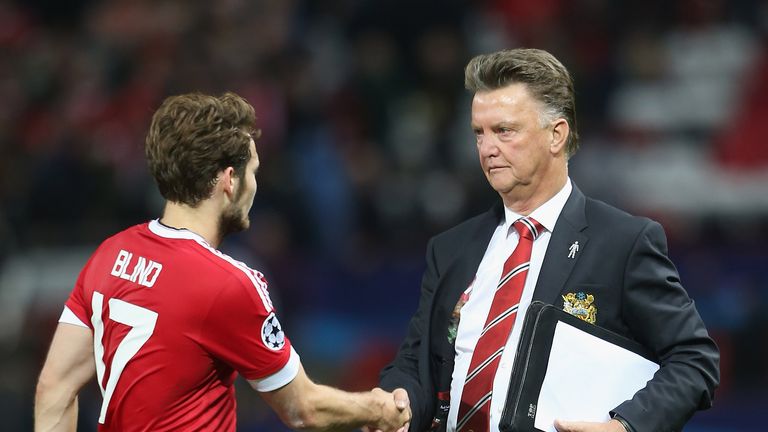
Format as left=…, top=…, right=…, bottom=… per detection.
left=456, top=217, right=544, bottom=432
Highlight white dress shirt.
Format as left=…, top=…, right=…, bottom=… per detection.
left=447, top=178, right=573, bottom=432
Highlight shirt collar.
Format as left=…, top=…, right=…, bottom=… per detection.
left=503, top=177, right=573, bottom=236
left=148, top=219, right=210, bottom=245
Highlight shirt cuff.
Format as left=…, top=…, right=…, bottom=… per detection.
left=612, top=413, right=634, bottom=432
left=59, top=306, right=88, bottom=328
left=250, top=346, right=301, bottom=392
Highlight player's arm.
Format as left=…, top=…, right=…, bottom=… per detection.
left=255, top=364, right=410, bottom=432
left=35, top=323, right=96, bottom=432
left=203, top=271, right=409, bottom=430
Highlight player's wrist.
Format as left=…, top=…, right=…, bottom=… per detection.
left=362, top=388, right=385, bottom=425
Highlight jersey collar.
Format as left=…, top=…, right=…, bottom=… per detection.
left=148, top=219, right=210, bottom=245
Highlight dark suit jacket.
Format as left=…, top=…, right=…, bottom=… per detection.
left=380, top=185, right=719, bottom=432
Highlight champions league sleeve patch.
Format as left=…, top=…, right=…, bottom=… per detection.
left=261, top=312, right=286, bottom=351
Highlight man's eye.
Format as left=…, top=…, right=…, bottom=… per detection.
left=497, top=128, right=517, bottom=138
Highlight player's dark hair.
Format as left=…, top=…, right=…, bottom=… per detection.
left=145, top=92, right=260, bottom=207
left=464, top=48, right=579, bottom=157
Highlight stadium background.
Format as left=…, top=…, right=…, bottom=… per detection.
left=1, top=0, right=766, bottom=430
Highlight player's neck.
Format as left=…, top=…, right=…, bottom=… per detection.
left=160, top=201, right=224, bottom=247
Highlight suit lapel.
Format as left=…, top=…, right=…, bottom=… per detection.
left=430, top=204, right=502, bottom=359
left=441, top=207, right=501, bottom=303
left=533, top=185, right=589, bottom=306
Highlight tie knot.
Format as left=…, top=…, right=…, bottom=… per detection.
left=513, top=217, right=544, bottom=240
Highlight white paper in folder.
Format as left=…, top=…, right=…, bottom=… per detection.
left=533, top=321, right=660, bottom=432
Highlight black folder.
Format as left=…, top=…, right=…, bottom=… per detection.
left=499, top=301, right=659, bottom=432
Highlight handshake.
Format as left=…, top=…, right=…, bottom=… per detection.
left=362, top=387, right=412, bottom=432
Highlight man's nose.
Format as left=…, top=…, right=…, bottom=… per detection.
left=477, top=134, right=500, bottom=158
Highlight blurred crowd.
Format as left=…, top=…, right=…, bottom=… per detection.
left=1, top=0, right=767, bottom=430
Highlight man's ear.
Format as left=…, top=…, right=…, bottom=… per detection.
left=550, top=118, right=569, bottom=156
left=220, top=167, right=237, bottom=199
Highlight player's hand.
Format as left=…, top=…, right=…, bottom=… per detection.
left=364, top=387, right=411, bottom=432
left=554, top=419, right=627, bottom=432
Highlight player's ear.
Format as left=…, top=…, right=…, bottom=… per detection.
left=220, top=167, right=237, bottom=199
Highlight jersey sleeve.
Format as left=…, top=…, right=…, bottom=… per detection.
left=61, top=254, right=96, bottom=329
left=199, top=274, right=297, bottom=386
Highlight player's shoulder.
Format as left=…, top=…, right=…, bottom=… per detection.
left=178, top=234, right=275, bottom=311
left=194, top=242, right=266, bottom=285
left=122, top=219, right=274, bottom=308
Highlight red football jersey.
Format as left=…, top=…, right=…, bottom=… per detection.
left=60, top=220, right=298, bottom=431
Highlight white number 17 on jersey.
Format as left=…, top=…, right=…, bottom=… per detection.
left=91, top=291, right=158, bottom=424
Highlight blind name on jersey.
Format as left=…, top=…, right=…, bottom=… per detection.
left=110, top=249, right=163, bottom=288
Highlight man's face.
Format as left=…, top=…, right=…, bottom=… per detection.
left=471, top=83, right=554, bottom=198
left=219, top=138, right=259, bottom=237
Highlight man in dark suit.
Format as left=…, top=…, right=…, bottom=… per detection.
left=379, top=48, right=719, bottom=432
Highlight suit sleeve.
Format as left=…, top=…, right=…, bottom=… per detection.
left=380, top=237, right=439, bottom=432
left=611, top=221, right=719, bottom=432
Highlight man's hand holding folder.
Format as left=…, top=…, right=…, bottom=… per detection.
left=500, top=302, right=658, bottom=432
left=554, top=419, right=627, bottom=432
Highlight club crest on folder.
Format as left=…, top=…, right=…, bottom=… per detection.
left=562, top=292, right=597, bottom=324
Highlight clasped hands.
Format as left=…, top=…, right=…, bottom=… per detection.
left=363, top=388, right=411, bottom=432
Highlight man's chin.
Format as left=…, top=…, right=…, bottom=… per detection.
left=229, top=219, right=249, bottom=234
left=487, top=178, right=512, bottom=193
left=218, top=213, right=249, bottom=238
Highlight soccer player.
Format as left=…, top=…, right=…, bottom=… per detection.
left=34, top=92, right=411, bottom=432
